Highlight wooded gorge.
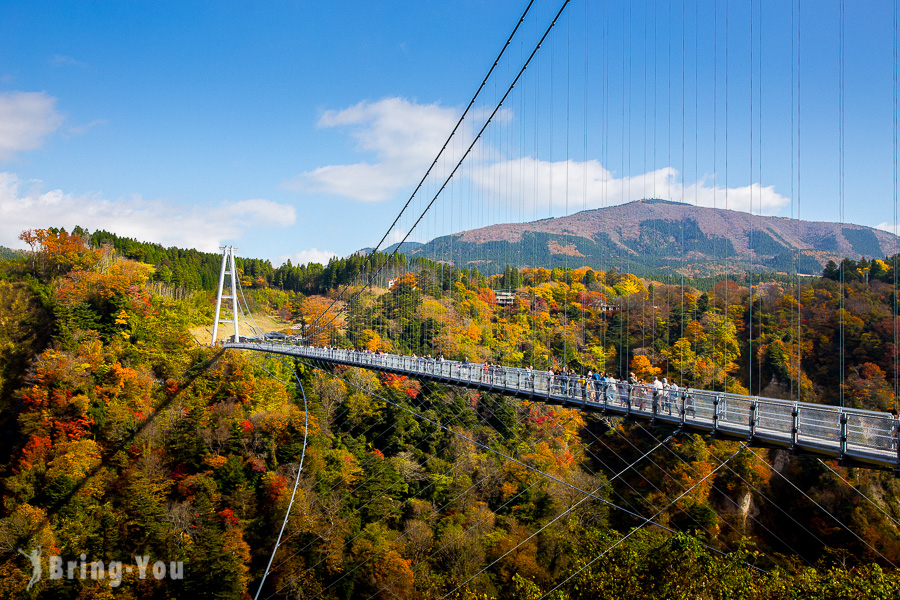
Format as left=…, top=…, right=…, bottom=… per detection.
left=2, top=228, right=900, bottom=598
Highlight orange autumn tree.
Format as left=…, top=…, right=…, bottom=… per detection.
left=56, top=256, right=154, bottom=307
left=19, top=227, right=102, bottom=277
left=630, top=354, right=661, bottom=382
left=294, top=295, right=345, bottom=346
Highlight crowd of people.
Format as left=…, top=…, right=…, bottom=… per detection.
left=236, top=339, right=900, bottom=453
left=542, top=368, right=694, bottom=415
left=292, top=343, right=695, bottom=416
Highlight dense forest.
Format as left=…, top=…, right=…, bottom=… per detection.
left=0, top=246, right=23, bottom=262
left=2, top=227, right=900, bottom=598
left=83, top=229, right=826, bottom=297
left=87, top=229, right=409, bottom=295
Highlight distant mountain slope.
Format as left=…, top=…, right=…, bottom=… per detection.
left=380, top=199, right=900, bottom=277
left=0, top=246, right=24, bottom=261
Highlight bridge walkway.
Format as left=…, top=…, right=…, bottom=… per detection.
left=226, top=342, right=900, bottom=471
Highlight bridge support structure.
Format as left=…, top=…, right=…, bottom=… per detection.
left=212, top=246, right=240, bottom=345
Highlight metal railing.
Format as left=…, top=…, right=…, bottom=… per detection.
left=226, top=342, right=900, bottom=471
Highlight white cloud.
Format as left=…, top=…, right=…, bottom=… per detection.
left=876, top=222, right=899, bottom=234
left=221, top=198, right=297, bottom=225
left=0, top=91, right=64, bottom=160
left=285, top=96, right=787, bottom=221
left=50, top=55, right=87, bottom=68
left=386, top=227, right=407, bottom=245
left=476, top=158, right=790, bottom=215
left=67, top=119, right=107, bottom=136
left=0, top=172, right=296, bottom=252
left=283, top=97, right=462, bottom=202
left=279, top=248, right=339, bottom=267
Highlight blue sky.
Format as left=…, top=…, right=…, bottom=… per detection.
left=1, top=0, right=898, bottom=266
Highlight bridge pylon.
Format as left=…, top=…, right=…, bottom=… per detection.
left=212, top=246, right=240, bottom=345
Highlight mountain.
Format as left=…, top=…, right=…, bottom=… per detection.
left=380, top=199, right=900, bottom=278
left=0, top=245, right=24, bottom=261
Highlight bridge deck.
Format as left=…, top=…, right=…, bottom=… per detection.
left=227, top=342, right=900, bottom=471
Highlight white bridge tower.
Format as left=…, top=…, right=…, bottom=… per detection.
left=212, top=246, right=240, bottom=344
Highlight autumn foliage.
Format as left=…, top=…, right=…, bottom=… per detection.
left=2, top=230, right=900, bottom=598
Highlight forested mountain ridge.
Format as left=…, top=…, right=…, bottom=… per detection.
left=86, top=228, right=407, bottom=295
left=1, top=228, right=900, bottom=597
left=12, top=201, right=900, bottom=300
left=0, top=246, right=23, bottom=261
left=373, top=199, right=900, bottom=278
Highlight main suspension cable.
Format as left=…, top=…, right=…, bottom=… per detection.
left=306, top=0, right=573, bottom=341
left=303, top=0, right=542, bottom=335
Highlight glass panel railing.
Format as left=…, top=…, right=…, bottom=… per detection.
left=227, top=343, right=900, bottom=463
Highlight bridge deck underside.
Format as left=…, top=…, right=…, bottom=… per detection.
left=228, top=343, right=900, bottom=471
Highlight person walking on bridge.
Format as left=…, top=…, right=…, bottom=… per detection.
left=625, top=372, right=637, bottom=407
left=652, top=376, right=663, bottom=413
left=667, top=379, right=678, bottom=415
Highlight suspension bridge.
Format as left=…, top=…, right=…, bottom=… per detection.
left=226, top=340, right=900, bottom=471
left=201, top=0, right=900, bottom=595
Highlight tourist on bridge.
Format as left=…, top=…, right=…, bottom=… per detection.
left=892, top=409, right=899, bottom=450
left=636, top=380, right=648, bottom=411
left=605, top=373, right=618, bottom=404
left=652, top=377, right=663, bottom=412
left=667, top=380, right=679, bottom=415
left=685, top=391, right=696, bottom=417
left=627, top=372, right=637, bottom=408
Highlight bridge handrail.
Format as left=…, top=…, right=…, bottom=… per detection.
left=224, top=341, right=900, bottom=468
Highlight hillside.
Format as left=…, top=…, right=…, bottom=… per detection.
left=381, top=199, right=900, bottom=278
left=3, top=228, right=900, bottom=597
left=0, top=246, right=23, bottom=261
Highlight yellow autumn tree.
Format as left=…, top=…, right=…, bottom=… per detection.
left=630, top=354, right=661, bottom=381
